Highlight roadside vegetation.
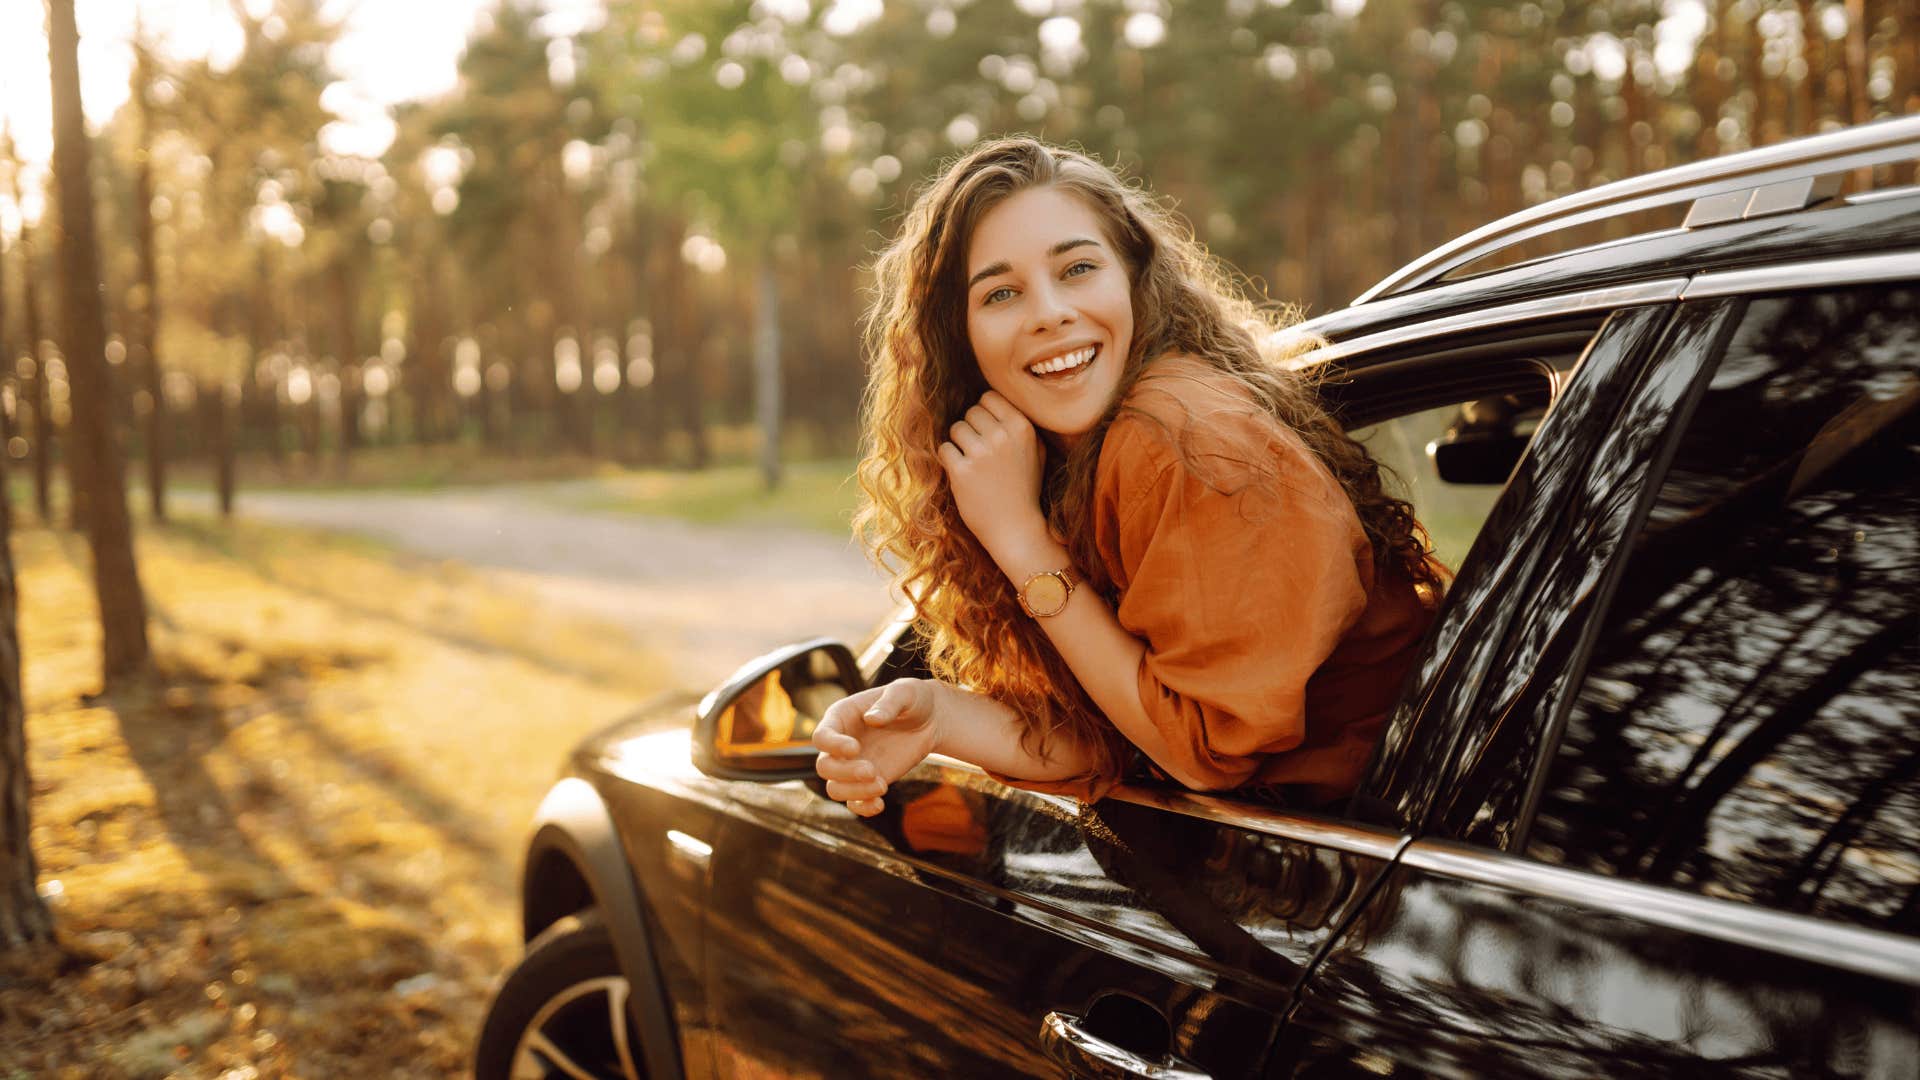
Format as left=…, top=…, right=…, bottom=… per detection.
left=149, top=438, right=866, bottom=538
left=0, top=517, right=673, bottom=1077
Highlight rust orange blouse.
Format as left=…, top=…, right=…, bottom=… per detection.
left=1006, top=355, right=1438, bottom=805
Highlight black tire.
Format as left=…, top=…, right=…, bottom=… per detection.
left=474, top=911, right=648, bottom=1080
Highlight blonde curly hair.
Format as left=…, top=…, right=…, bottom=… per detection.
left=855, top=136, right=1439, bottom=778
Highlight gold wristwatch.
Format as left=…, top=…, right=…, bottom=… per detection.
left=1017, top=567, right=1077, bottom=618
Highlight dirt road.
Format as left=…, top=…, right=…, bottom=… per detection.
left=175, top=484, right=898, bottom=691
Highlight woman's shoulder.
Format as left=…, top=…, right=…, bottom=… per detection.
left=1103, top=354, right=1275, bottom=463
left=1121, top=353, right=1254, bottom=415
left=1097, top=353, right=1344, bottom=510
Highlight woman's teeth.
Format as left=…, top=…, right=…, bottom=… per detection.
left=1028, top=345, right=1096, bottom=377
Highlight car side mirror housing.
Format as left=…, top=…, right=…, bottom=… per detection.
left=692, top=638, right=863, bottom=782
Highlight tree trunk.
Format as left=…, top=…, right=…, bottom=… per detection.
left=0, top=444, right=50, bottom=950
left=754, top=258, right=782, bottom=492
left=657, top=216, right=708, bottom=469
left=48, top=0, right=150, bottom=683
left=249, top=249, right=280, bottom=467
left=18, top=230, right=52, bottom=526
left=328, top=260, right=358, bottom=472
left=132, top=41, right=166, bottom=522
left=0, top=218, right=22, bottom=945
left=630, top=216, right=666, bottom=465
left=1899, top=0, right=1920, bottom=183
left=201, top=382, right=235, bottom=517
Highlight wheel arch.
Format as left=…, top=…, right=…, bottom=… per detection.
left=522, top=775, right=684, bottom=1080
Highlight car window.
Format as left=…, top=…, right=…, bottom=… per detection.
left=1349, top=400, right=1515, bottom=572
left=1526, top=283, right=1920, bottom=936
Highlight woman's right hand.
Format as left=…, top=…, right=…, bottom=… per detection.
left=812, top=678, right=945, bottom=817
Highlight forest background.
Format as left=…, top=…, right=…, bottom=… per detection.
left=0, top=0, right=1916, bottom=1076
left=2, top=0, right=1911, bottom=494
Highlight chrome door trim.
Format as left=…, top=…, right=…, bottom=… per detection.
left=1110, top=785, right=1407, bottom=862
left=1403, top=838, right=1920, bottom=988
left=664, top=828, right=712, bottom=871
left=1040, top=1011, right=1213, bottom=1080
left=1681, top=250, right=1920, bottom=299
left=928, top=755, right=1408, bottom=860
left=1296, top=278, right=1686, bottom=368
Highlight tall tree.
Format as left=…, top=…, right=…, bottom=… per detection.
left=130, top=30, right=168, bottom=521
left=0, top=429, right=46, bottom=950
left=47, top=0, right=150, bottom=682
left=1, top=132, right=54, bottom=525
left=0, top=108, right=49, bottom=963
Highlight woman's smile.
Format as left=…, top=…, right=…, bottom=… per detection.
left=1026, top=342, right=1099, bottom=379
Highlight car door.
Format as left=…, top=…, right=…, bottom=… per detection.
left=1279, top=274, right=1920, bottom=1075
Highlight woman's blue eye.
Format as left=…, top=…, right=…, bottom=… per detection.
left=1064, top=260, right=1097, bottom=277
left=984, top=286, right=1014, bottom=305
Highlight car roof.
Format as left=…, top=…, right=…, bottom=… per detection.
left=1294, top=115, right=1920, bottom=353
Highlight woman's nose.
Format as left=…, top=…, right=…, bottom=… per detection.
left=1028, top=282, right=1075, bottom=331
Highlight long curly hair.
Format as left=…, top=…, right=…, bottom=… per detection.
left=856, top=136, right=1440, bottom=778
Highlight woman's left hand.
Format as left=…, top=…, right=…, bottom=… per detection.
left=936, top=391, right=1047, bottom=559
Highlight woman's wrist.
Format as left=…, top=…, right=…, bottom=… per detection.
left=987, top=524, right=1069, bottom=583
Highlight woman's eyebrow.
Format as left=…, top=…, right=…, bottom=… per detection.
left=966, top=237, right=1101, bottom=292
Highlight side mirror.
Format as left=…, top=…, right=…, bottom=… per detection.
left=1427, top=394, right=1543, bottom=485
left=692, top=638, right=863, bottom=782
left=1428, top=430, right=1530, bottom=485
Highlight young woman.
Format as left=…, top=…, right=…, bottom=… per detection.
left=814, top=137, right=1444, bottom=817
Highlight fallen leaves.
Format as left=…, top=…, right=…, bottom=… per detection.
left=2, top=516, right=661, bottom=1077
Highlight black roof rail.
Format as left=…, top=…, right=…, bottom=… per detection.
left=1354, top=114, right=1920, bottom=305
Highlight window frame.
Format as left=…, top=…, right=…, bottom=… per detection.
left=1512, top=275, right=1920, bottom=933
left=1511, top=260, right=1920, bottom=852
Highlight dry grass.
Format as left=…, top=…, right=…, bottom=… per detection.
left=0, top=515, right=674, bottom=1078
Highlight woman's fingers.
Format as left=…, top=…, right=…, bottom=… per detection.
left=814, top=686, right=884, bottom=763
left=862, top=678, right=928, bottom=726
left=848, top=796, right=886, bottom=817
left=814, top=752, right=875, bottom=783
left=948, top=419, right=985, bottom=454
left=977, top=391, right=1031, bottom=430
left=824, top=777, right=888, bottom=803
left=812, top=721, right=861, bottom=757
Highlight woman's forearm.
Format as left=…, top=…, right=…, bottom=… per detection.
left=929, top=679, right=1101, bottom=781
left=987, top=537, right=1210, bottom=789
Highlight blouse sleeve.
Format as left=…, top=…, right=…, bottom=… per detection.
left=1097, top=417, right=1371, bottom=791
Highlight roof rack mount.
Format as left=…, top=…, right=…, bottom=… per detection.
left=1355, top=114, right=1920, bottom=306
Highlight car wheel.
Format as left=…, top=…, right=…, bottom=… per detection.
left=475, top=910, right=646, bottom=1080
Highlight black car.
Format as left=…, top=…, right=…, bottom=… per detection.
left=475, top=117, right=1920, bottom=1080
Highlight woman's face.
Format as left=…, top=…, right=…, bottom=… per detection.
left=962, top=185, right=1133, bottom=450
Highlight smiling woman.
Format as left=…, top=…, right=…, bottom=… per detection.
left=817, top=136, right=1448, bottom=816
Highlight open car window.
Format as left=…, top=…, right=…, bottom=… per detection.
left=1336, top=329, right=1589, bottom=575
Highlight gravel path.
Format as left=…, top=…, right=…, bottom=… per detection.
left=175, top=485, right=899, bottom=691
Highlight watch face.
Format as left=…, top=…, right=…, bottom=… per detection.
left=1025, top=573, right=1069, bottom=615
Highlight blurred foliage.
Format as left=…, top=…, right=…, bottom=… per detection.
left=0, top=0, right=1915, bottom=481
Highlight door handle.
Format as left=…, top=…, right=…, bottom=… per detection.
left=1039, top=1011, right=1212, bottom=1080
